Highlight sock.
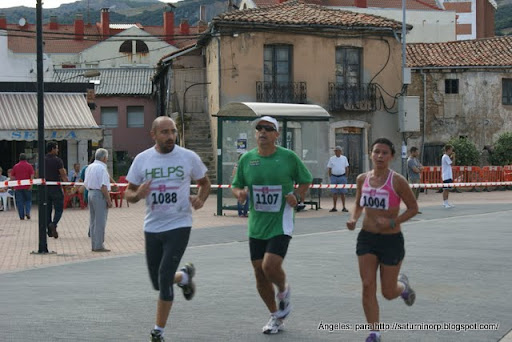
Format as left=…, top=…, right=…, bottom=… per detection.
left=371, top=331, right=381, bottom=337
left=277, top=286, right=288, bottom=299
left=154, top=325, right=164, bottom=333
left=179, top=271, right=189, bottom=286
left=443, top=200, right=448, bottom=205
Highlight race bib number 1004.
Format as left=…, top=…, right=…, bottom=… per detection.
left=252, top=185, right=282, bottom=212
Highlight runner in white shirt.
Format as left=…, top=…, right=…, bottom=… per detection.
left=125, top=117, right=211, bottom=342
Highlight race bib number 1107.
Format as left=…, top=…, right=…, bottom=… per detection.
left=252, top=185, right=282, bottom=212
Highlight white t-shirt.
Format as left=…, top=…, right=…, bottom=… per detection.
left=84, top=160, right=111, bottom=191
left=327, top=155, right=349, bottom=176
left=126, top=145, right=208, bottom=233
left=441, top=153, right=453, bottom=180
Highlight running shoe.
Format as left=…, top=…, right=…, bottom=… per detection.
left=177, top=263, right=196, bottom=300
left=150, top=329, right=165, bottom=342
left=398, top=273, right=416, bottom=306
left=262, top=315, right=284, bottom=334
left=296, top=203, right=306, bottom=212
left=366, top=332, right=381, bottom=342
left=275, top=285, right=291, bottom=319
left=442, top=203, right=455, bottom=208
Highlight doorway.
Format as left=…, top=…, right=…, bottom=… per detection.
left=335, top=127, right=362, bottom=186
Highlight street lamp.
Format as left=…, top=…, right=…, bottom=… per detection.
left=59, top=70, right=101, bottom=82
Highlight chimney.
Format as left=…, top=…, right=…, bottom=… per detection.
left=354, top=0, right=367, bottom=8
left=163, top=10, right=175, bottom=45
left=0, top=13, right=6, bottom=30
left=74, top=13, right=84, bottom=40
left=49, top=15, right=58, bottom=30
left=101, top=8, right=110, bottom=39
left=198, top=5, right=208, bottom=33
left=199, top=5, right=206, bottom=22
left=179, top=19, right=190, bottom=36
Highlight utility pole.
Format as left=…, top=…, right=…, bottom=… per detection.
left=32, top=0, right=50, bottom=254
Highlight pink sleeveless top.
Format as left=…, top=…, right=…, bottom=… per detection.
left=359, top=170, right=401, bottom=210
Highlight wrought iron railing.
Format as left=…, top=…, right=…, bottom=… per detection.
left=328, top=83, right=377, bottom=111
left=256, top=81, right=307, bottom=104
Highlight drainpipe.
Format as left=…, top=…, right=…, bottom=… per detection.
left=420, top=69, right=427, bottom=164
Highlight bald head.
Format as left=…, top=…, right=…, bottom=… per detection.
left=152, top=116, right=176, bottom=133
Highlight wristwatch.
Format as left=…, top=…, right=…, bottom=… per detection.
left=389, top=218, right=396, bottom=229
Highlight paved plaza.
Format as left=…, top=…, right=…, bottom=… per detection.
left=0, top=190, right=511, bottom=341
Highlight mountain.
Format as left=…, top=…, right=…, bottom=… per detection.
left=1, top=0, right=510, bottom=36
left=0, top=0, right=231, bottom=27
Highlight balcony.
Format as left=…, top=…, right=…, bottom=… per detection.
left=256, top=81, right=307, bottom=104
left=328, top=83, right=377, bottom=111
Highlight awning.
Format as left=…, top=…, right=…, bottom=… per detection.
left=0, top=92, right=102, bottom=141
left=215, top=102, right=331, bottom=121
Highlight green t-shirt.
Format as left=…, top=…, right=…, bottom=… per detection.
left=232, top=146, right=313, bottom=239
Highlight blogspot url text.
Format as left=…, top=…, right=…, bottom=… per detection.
left=317, top=321, right=500, bottom=333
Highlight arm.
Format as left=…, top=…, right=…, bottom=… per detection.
left=100, top=184, right=113, bottom=208
left=346, top=173, right=365, bottom=230
left=232, top=187, right=248, bottom=204
left=392, top=174, right=419, bottom=226
left=125, top=181, right=151, bottom=204
left=286, top=183, right=310, bottom=207
left=327, top=167, right=332, bottom=177
left=59, top=168, right=69, bottom=182
left=190, top=176, right=211, bottom=210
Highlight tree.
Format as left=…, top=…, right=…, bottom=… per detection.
left=488, top=132, right=512, bottom=166
left=447, top=137, right=479, bottom=166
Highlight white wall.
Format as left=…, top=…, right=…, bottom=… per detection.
left=0, top=30, right=54, bottom=82
left=330, top=7, right=457, bottom=43
left=79, top=27, right=178, bottom=68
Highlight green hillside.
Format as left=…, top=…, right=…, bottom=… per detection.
left=496, top=3, right=512, bottom=35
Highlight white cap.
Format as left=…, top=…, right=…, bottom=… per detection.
left=253, top=116, right=279, bottom=131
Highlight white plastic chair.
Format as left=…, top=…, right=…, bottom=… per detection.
left=0, top=191, right=16, bottom=211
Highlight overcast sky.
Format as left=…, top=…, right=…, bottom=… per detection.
left=0, top=0, right=180, bottom=9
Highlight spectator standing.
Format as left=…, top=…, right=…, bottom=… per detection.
left=44, top=141, right=68, bottom=239
left=11, top=153, right=35, bottom=220
left=327, top=146, right=350, bottom=212
left=232, top=153, right=248, bottom=217
left=441, top=144, right=455, bottom=208
left=407, top=147, right=423, bottom=213
left=84, top=148, right=113, bottom=252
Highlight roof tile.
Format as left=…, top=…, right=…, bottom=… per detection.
left=216, top=0, right=403, bottom=30
left=406, top=36, right=512, bottom=68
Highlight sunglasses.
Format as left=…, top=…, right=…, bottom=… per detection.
left=255, top=125, right=276, bottom=132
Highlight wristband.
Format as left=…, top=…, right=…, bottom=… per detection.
left=389, top=218, right=396, bottom=229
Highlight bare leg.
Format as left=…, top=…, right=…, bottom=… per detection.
left=443, top=189, right=449, bottom=201
left=380, top=262, right=404, bottom=301
left=358, top=254, right=380, bottom=327
left=332, top=195, right=338, bottom=209
left=156, top=300, right=172, bottom=328
left=340, top=193, right=346, bottom=209
left=252, top=253, right=286, bottom=313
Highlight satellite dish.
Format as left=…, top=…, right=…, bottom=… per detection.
left=18, top=17, right=26, bottom=27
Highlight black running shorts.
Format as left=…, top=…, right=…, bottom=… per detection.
left=249, top=234, right=291, bottom=261
left=356, top=230, right=405, bottom=266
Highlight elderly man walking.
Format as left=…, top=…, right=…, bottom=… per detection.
left=84, top=148, right=113, bottom=252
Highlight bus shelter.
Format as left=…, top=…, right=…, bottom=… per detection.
left=215, top=102, right=331, bottom=215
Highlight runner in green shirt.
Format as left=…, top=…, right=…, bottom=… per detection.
left=232, top=116, right=312, bottom=335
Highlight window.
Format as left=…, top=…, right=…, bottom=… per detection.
left=119, top=41, right=132, bottom=53
left=503, top=79, right=512, bottom=105
left=445, top=79, right=459, bottom=94
left=336, top=47, right=361, bottom=86
left=101, top=107, right=118, bottom=128
left=264, top=45, right=292, bottom=84
left=119, top=40, right=149, bottom=54
left=127, top=106, right=144, bottom=128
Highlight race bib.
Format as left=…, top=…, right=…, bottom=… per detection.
left=149, top=182, right=180, bottom=213
left=252, top=185, right=282, bottom=212
left=360, top=188, right=389, bottom=210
